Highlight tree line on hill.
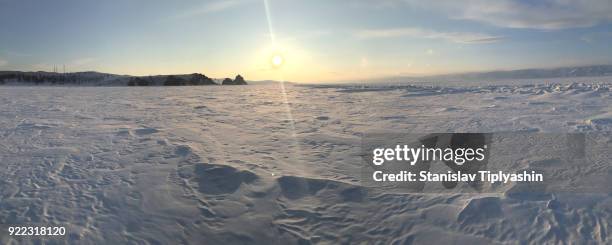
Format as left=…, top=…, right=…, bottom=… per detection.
left=0, top=72, right=99, bottom=85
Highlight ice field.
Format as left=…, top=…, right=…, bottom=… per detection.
left=0, top=79, right=611, bottom=244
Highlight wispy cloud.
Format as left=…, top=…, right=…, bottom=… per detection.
left=355, top=27, right=503, bottom=44
left=31, top=63, right=52, bottom=71
left=270, top=30, right=332, bottom=43
left=27, top=57, right=96, bottom=72
left=70, top=57, right=96, bottom=67
left=1, top=50, right=32, bottom=57
left=174, top=0, right=247, bottom=19
left=580, top=32, right=612, bottom=43
left=399, top=0, right=612, bottom=30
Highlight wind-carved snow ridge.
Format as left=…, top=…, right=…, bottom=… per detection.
left=0, top=82, right=610, bottom=244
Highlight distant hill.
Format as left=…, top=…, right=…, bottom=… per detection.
left=424, top=65, right=612, bottom=82
left=0, top=71, right=126, bottom=85
left=356, top=65, right=612, bottom=84
left=0, top=71, right=249, bottom=86
left=6, top=65, right=612, bottom=86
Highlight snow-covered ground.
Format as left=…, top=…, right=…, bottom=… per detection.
left=0, top=80, right=610, bottom=244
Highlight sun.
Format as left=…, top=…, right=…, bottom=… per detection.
left=271, top=54, right=284, bottom=68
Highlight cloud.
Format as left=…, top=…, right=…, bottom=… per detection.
left=174, top=0, right=246, bottom=19
left=399, top=0, right=612, bottom=30
left=0, top=58, right=7, bottom=66
left=27, top=58, right=96, bottom=72
left=269, top=30, right=332, bottom=44
left=70, top=57, right=96, bottom=67
left=1, top=50, right=32, bottom=57
left=31, top=63, right=57, bottom=72
left=355, top=27, right=503, bottom=44
left=580, top=32, right=612, bottom=43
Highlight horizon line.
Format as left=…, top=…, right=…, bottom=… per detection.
left=3, top=63, right=612, bottom=83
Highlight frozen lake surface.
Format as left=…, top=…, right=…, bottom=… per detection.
left=0, top=81, right=611, bottom=244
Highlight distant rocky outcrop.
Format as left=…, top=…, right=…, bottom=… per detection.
left=222, top=78, right=233, bottom=85
left=188, top=73, right=216, bottom=85
left=222, top=75, right=248, bottom=85
left=163, top=75, right=188, bottom=86
left=161, top=73, right=216, bottom=86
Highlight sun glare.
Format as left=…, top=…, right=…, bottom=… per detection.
left=271, top=55, right=284, bottom=68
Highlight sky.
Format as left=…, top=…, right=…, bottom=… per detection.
left=1, top=0, right=612, bottom=83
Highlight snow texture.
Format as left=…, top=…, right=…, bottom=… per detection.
left=0, top=79, right=611, bottom=244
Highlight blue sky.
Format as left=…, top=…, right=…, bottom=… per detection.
left=1, top=0, right=611, bottom=82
